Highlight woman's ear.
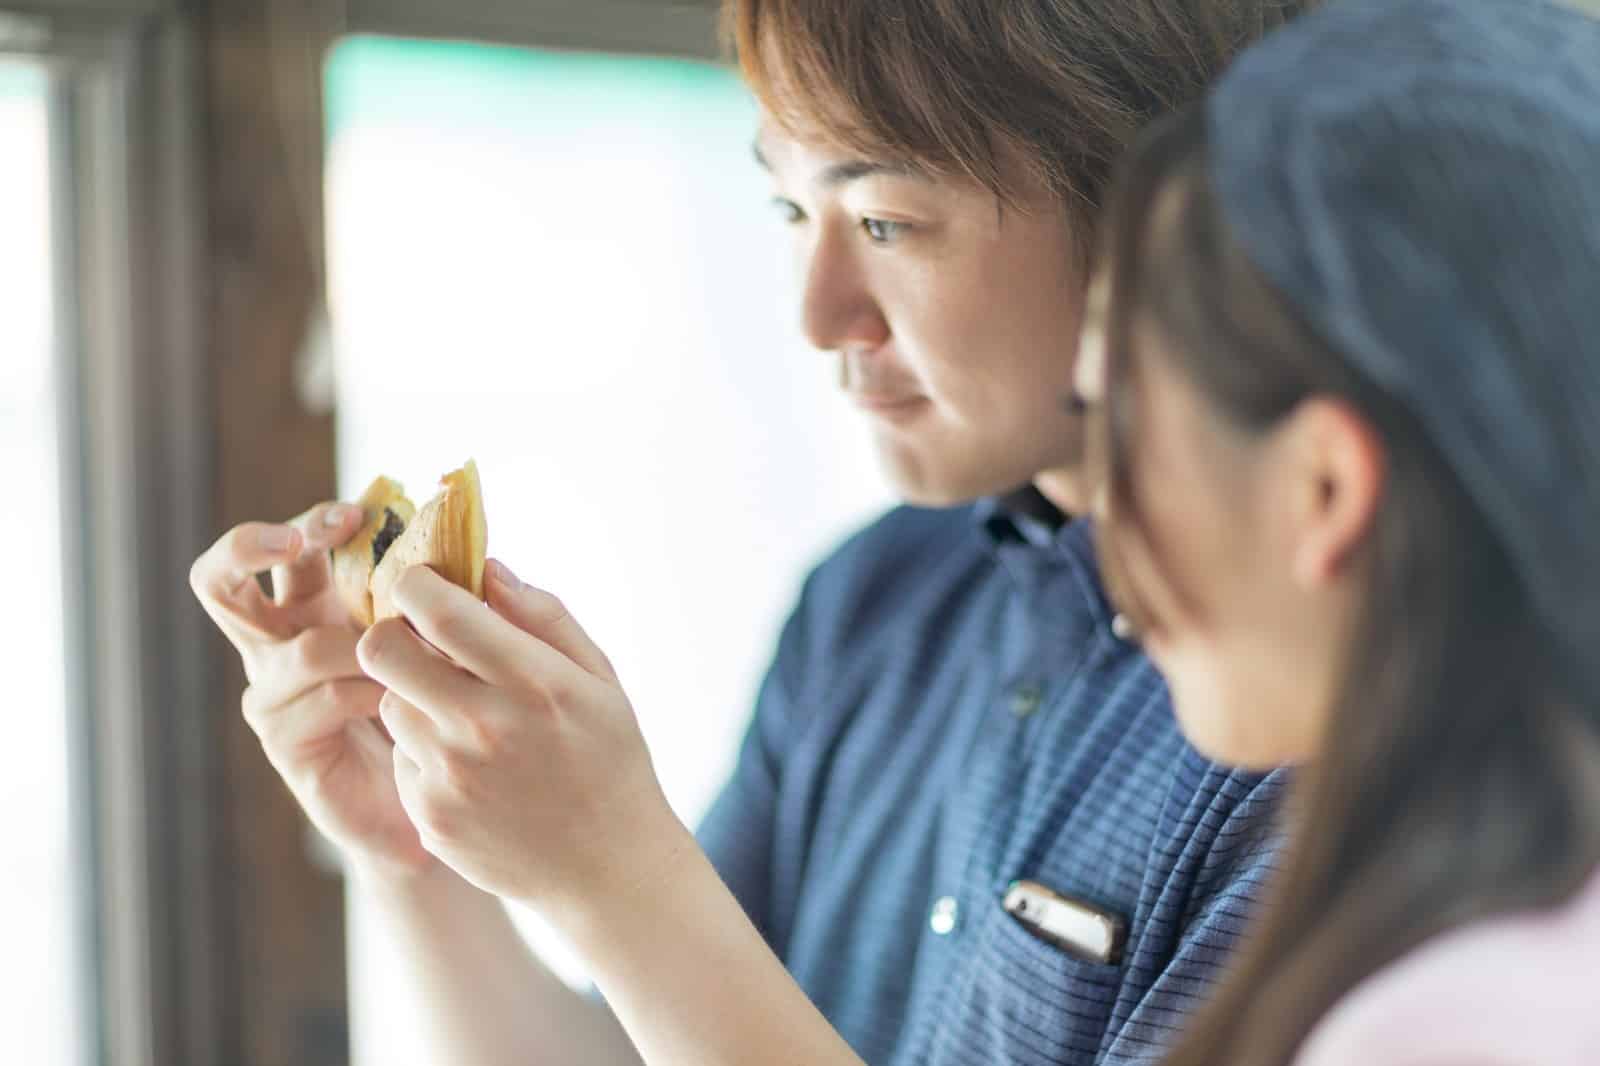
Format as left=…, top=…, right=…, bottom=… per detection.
left=1282, top=397, right=1387, bottom=589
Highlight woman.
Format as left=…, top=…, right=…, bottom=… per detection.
left=1075, top=0, right=1600, bottom=1062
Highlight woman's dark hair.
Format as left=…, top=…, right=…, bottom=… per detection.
left=1093, top=109, right=1600, bottom=1066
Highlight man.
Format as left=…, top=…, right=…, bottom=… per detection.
left=190, top=2, right=1308, bottom=1063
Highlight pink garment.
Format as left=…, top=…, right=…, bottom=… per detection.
left=1295, top=865, right=1600, bottom=1066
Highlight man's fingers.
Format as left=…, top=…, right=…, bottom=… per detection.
left=190, top=521, right=306, bottom=648
left=483, top=560, right=617, bottom=681
left=239, top=626, right=368, bottom=750
left=244, top=677, right=384, bottom=754
left=390, top=739, right=427, bottom=833
left=271, top=501, right=365, bottom=608
left=388, top=566, right=596, bottom=697
left=378, top=690, right=443, bottom=772
left=192, top=521, right=303, bottom=602
left=244, top=625, right=365, bottom=708
left=357, top=617, right=485, bottom=729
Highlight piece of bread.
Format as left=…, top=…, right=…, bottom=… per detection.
left=333, top=476, right=417, bottom=627
left=371, top=461, right=488, bottom=623
left=332, top=461, right=488, bottom=627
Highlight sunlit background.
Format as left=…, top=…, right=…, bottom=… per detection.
left=323, top=38, right=891, bottom=1062
left=0, top=59, right=86, bottom=1066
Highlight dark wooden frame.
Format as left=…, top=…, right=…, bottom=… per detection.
left=30, top=12, right=222, bottom=1066
left=8, top=3, right=347, bottom=1062
left=345, top=0, right=720, bottom=59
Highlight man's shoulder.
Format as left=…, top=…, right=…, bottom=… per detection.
left=814, top=502, right=983, bottom=585
left=1163, top=751, right=1289, bottom=893
left=796, top=502, right=992, bottom=634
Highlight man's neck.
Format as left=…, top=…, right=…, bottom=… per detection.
left=1031, top=467, right=1090, bottom=519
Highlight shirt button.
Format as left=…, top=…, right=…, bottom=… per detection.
left=1009, top=685, right=1043, bottom=719
left=1112, top=613, right=1137, bottom=641
left=929, top=895, right=960, bottom=936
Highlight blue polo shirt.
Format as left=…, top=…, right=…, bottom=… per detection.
left=697, top=495, right=1286, bottom=1065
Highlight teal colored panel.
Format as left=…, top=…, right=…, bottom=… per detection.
left=0, top=61, right=46, bottom=102
left=325, top=35, right=753, bottom=142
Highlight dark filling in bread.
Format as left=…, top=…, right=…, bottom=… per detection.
left=372, top=507, right=406, bottom=566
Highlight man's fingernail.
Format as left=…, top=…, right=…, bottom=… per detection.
left=325, top=503, right=359, bottom=527
left=260, top=526, right=296, bottom=552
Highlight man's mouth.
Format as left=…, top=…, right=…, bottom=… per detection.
left=849, top=392, right=932, bottom=421
left=838, top=352, right=929, bottom=421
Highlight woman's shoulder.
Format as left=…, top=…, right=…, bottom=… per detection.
left=1295, top=865, right=1600, bottom=1066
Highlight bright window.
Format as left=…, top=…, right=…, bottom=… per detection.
left=325, top=38, right=889, bottom=1060
left=0, top=60, right=88, bottom=1066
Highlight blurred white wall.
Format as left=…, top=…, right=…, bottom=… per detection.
left=0, top=62, right=86, bottom=1066
left=324, top=39, right=890, bottom=1062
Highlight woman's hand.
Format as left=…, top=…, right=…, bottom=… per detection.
left=357, top=560, right=684, bottom=914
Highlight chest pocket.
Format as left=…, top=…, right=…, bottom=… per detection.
left=920, top=897, right=1125, bottom=1066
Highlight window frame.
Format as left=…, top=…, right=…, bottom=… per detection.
left=2, top=7, right=216, bottom=1066
left=342, top=0, right=721, bottom=59
left=6, top=8, right=222, bottom=1066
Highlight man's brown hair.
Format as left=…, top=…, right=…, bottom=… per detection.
left=725, top=0, right=1311, bottom=242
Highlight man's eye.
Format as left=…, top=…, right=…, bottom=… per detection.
left=861, top=217, right=908, bottom=243
left=771, top=197, right=806, bottom=224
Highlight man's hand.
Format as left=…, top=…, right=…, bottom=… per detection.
left=357, top=561, right=684, bottom=915
left=189, top=502, right=437, bottom=880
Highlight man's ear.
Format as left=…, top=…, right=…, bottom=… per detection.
left=1281, top=397, right=1387, bottom=589
left=1072, top=272, right=1111, bottom=404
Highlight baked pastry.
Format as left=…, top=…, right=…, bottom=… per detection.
left=332, top=461, right=487, bottom=626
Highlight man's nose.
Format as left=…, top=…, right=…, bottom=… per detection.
left=799, top=223, right=889, bottom=355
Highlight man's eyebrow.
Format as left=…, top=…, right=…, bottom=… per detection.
left=818, top=159, right=924, bottom=188
left=751, top=140, right=925, bottom=187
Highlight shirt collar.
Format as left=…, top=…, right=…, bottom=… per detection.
left=974, top=485, right=1118, bottom=630
left=973, top=485, right=1060, bottom=544
left=973, top=485, right=1058, bottom=547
